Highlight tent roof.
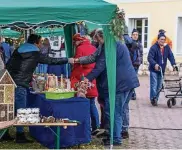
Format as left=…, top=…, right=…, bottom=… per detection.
left=0, top=0, right=116, bottom=26
left=0, top=29, right=21, bottom=38
left=35, top=28, right=64, bottom=37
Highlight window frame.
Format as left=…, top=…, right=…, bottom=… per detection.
left=125, top=14, right=150, bottom=54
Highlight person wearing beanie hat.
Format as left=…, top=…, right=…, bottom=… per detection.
left=71, top=33, right=100, bottom=135
left=151, top=29, right=172, bottom=49
left=158, top=33, right=166, bottom=39
left=127, top=29, right=143, bottom=101
left=148, top=33, right=176, bottom=106
left=132, top=28, right=138, bottom=34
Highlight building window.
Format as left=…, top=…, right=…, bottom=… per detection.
left=128, top=18, right=149, bottom=50
left=177, top=17, right=182, bottom=55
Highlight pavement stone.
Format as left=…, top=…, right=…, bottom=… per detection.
left=100, top=76, right=182, bottom=149
left=124, top=76, right=182, bottom=149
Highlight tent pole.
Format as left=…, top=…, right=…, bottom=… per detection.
left=24, top=29, right=33, bottom=41
left=0, top=27, right=2, bottom=42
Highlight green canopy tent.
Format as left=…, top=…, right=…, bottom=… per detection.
left=0, top=0, right=118, bottom=147
left=0, top=28, right=21, bottom=38
left=85, top=22, right=102, bottom=33
left=35, top=28, right=64, bottom=37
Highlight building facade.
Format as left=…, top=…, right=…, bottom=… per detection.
left=116, top=0, right=182, bottom=61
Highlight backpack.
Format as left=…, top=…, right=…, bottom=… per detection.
left=129, top=41, right=141, bottom=68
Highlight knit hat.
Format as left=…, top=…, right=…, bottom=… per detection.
left=132, top=29, right=138, bottom=34
left=158, top=33, right=166, bottom=39
left=159, top=29, right=166, bottom=34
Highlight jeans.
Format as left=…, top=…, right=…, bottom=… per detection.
left=132, top=68, right=139, bottom=98
left=89, top=98, right=100, bottom=131
left=150, top=71, right=163, bottom=101
left=15, top=86, right=27, bottom=133
left=104, top=91, right=131, bottom=144
left=122, top=90, right=133, bottom=132
left=97, top=96, right=105, bottom=128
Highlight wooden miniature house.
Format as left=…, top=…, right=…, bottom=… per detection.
left=0, top=69, right=16, bottom=122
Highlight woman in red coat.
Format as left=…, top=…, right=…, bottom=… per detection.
left=71, top=33, right=100, bottom=135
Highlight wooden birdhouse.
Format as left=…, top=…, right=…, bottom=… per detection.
left=0, top=69, right=16, bottom=122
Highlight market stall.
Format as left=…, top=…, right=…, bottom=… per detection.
left=0, top=0, right=123, bottom=148
left=26, top=92, right=90, bottom=148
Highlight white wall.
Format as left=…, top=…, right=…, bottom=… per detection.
left=176, top=17, right=182, bottom=55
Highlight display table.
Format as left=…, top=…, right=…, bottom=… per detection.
left=15, top=123, right=78, bottom=149
left=26, top=91, right=91, bottom=149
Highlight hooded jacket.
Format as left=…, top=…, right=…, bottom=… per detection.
left=86, top=42, right=140, bottom=98
left=6, top=43, right=68, bottom=88
left=71, top=40, right=98, bottom=98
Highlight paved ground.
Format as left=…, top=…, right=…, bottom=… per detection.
left=118, top=76, right=182, bottom=149
left=95, top=76, right=182, bottom=149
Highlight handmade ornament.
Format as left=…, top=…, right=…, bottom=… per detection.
left=76, top=81, right=89, bottom=98
left=16, top=108, right=40, bottom=124
left=40, top=116, right=55, bottom=123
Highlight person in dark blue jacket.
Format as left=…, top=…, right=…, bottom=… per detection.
left=129, top=29, right=143, bottom=100
left=0, top=37, right=11, bottom=64
left=148, top=33, right=176, bottom=106
left=84, top=29, right=140, bottom=145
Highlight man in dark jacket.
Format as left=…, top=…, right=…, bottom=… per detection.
left=83, top=29, right=140, bottom=145
left=148, top=33, right=176, bottom=106
left=4, top=34, right=69, bottom=143
left=129, top=29, right=143, bottom=100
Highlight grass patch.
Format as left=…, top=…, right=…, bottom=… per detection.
left=0, top=127, right=104, bottom=149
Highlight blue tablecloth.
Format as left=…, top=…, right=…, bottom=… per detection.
left=27, top=92, right=91, bottom=148
left=35, top=64, right=48, bottom=74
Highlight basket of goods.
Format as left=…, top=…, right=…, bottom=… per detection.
left=32, top=74, right=46, bottom=92
left=75, top=80, right=94, bottom=98
left=16, top=108, right=40, bottom=124
left=44, top=88, right=76, bottom=100
left=44, top=74, right=77, bottom=100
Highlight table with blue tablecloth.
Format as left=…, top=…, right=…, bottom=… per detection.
left=26, top=91, right=91, bottom=149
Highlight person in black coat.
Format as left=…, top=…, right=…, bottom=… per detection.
left=3, top=34, right=70, bottom=143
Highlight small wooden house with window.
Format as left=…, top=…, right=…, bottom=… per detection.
left=0, top=69, right=16, bottom=122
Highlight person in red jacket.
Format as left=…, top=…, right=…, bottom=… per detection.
left=71, top=33, right=100, bottom=135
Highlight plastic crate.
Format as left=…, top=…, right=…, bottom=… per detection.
left=45, top=91, right=76, bottom=100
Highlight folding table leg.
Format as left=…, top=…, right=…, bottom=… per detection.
left=56, top=126, right=60, bottom=149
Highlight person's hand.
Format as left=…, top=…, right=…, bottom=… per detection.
left=74, top=58, right=80, bottom=63
left=83, top=77, right=89, bottom=83
left=155, top=64, right=160, bottom=71
left=68, top=58, right=74, bottom=64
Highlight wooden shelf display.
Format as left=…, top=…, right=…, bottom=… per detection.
left=0, top=69, right=16, bottom=122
